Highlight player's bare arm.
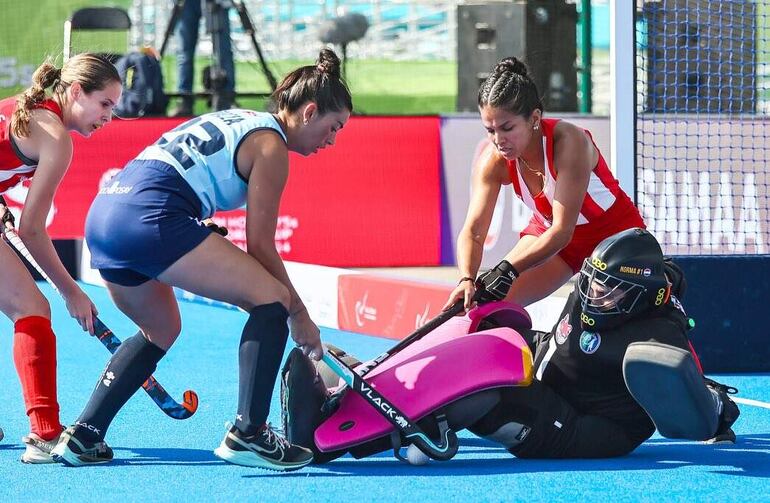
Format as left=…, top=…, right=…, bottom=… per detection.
left=17, top=109, right=96, bottom=333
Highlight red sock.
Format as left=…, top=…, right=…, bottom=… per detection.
left=13, top=316, right=61, bottom=440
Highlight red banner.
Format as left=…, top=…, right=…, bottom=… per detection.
left=8, top=115, right=442, bottom=267
left=337, top=274, right=452, bottom=339
left=272, top=115, right=443, bottom=266
left=1, top=118, right=185, bottom=239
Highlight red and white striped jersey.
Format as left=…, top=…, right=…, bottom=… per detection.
left=0, top=97, right=63, bottom=194
left=506, top=118, right=631, bottom=226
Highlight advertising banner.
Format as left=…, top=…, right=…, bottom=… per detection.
left=337, top=274, right=452, bottom=339
left=637, top=118, right=769, bottom=255
left=7, top=115, right=443, bottom=267
left=212, top=116, right=444, bottom=267
left=1, top=118, right=185, bottom=238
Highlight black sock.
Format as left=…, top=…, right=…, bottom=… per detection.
left=76, top=332, right=166, bottom=442
left=235, top=302, right=290, bottom=436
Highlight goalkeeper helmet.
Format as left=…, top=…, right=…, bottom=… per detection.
left=578, top=228, right=670, bottom=331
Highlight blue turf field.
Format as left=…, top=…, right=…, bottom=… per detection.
left=1, top=283, right=769, bottom=502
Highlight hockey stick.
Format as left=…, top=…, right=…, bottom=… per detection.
left=322, top=347, right=459, bottom=461
left=323, top=292, right=484, bottom=413
left=0, top=209, right=198, bottom=419
left=733, top=396, right=770, bottom=410
left=355, top=296, right=474, bottom=377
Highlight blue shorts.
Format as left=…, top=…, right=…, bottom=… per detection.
left=85, top=160, right=212, bottom=286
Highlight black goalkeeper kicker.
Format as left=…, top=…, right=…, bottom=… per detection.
left=322, top=348, right=459, bottom=461
left=2, top=223, right=198, bottom=420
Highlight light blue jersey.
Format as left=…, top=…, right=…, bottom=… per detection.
left=135, top=109, right=286, bottom=218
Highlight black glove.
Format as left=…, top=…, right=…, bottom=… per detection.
left=204, top=220, right=228, bottom=237
left=476, top=260, right=519, bottom=302
left=0, top=195, right=15, bottom=229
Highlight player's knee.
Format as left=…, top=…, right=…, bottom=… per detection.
left=274, top=283, right=291, bottom=310
left=255, top=281, right=290, bottom=310
left=12, top=290, right=51, bottom=321
left=470, top=414, right=532, bottom=450
left=238, top=275, right=290, bottom=311
left=165, top=318, right=182, bottom=339
left=143, top=320, right=181, bottom=350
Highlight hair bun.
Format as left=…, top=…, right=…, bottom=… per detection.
left=495, top=57, right=529, bottom=78
left=316, top=48, right=342, bottom=78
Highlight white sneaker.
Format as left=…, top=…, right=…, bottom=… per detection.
left=21, top=429, right=64, bottom=464
left=213, top=422, right=313, bottom=471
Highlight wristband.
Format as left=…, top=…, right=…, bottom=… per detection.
left=458, top=277, right=475, bottom=285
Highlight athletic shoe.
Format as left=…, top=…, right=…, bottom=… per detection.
left=213, top=422, right=313, bottom=471
left=704, top=378, right=740, bottom=444
left=21, top=428, right=65, bottom=464
left=51, top=425, right=114, bottom=466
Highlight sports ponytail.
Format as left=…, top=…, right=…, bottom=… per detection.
left=11, top=61, right=62, bottom=138
left=11, top=53, right=120, bottom=138
left=272, top=48, right=352, bottom=114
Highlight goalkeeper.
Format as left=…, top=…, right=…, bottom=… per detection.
left=284, top=229, right=740, bottom=461
left=469, top=228, right=740, bottom=458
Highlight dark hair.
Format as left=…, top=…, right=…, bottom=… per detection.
left=272, top=48, right=353, bottom=114
left=11, top=53, right=121, bottom=138
left=477, top=56, right=543, bottom=117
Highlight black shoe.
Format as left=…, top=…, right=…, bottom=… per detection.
left=704, top=378, right=740, bottom=444
left=51, top=425, right=114, bottom=466
left=213, top=422, right=313, bottom=471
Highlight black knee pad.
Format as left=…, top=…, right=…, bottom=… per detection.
left=624, top=342, right=719, bottom=440
left=443, top=388, right=502, bottom=431
left=468, top=385, right=542, bottom=451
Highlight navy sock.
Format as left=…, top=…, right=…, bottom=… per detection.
left=76, top=332, right=166, bottom=441
left=234, top=302, right=290, bottom=436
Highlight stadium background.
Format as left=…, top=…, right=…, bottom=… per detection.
left=0, top=2, right=769, bottom=498
left=2, top=0, right=767, bottom=371
left=1, top=0, right=768, bottom=368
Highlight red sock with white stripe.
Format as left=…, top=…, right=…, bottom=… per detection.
left=13, top=316, right=61, bottom=440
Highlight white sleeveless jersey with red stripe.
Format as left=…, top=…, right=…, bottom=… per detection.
left=506, top=118, right=631, bottom=226
left=0, top=97, right=63, bottom=194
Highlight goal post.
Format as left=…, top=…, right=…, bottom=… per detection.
left=610, top=0, right=770, bottom=372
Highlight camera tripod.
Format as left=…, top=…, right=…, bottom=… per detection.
left=160, top=0, right=278, bottom=111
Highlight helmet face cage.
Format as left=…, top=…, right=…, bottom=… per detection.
left=578, top=259, right=646, bottom=317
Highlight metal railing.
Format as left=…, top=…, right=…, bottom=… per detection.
left=130, top=0, right=458, bottom=61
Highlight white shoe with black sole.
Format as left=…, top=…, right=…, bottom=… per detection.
left=213, top=422, right=313, bottom=471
